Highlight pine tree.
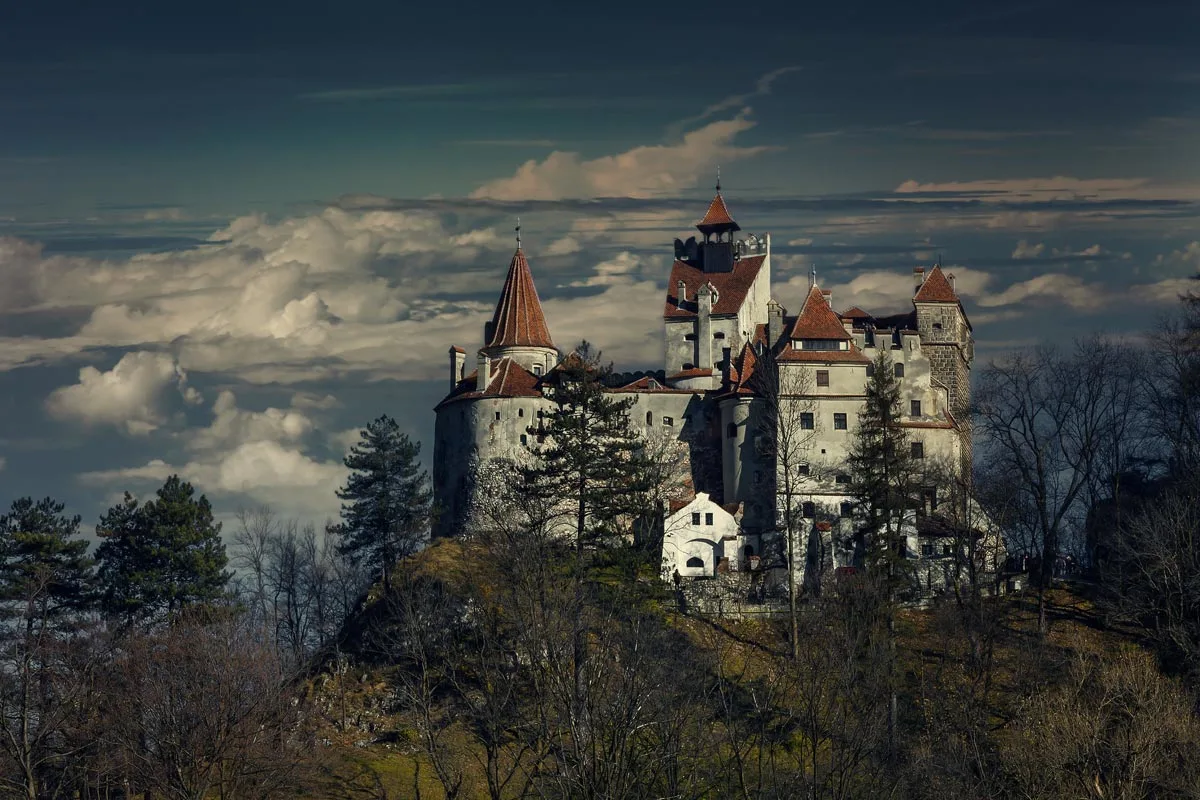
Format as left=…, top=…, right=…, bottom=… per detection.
left=332, top=415, right=431, bottom=587
left=0, top=497, right=95, bottom=624
left=845, top=347, right=921, bottom=758
left=847, top=348, right=920, bottom=580
left=96, top=475, right=231, bottom=627
left=520, top=342, right=652, bottom=743
left=0, top=497, right=96, bottom=799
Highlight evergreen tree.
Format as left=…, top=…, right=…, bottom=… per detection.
left=0, top=497, right=95, bottom=624
left=0, top=498, right=96, bottom=799
left=521, top=342, right=652, bottom=556
left=96, top=475, right=230, bottom=627
left=846, top=348, right=921, bottom=580
left=332, top=415, right=431, bottom=586
left=845, top=347, right=922, bottom=758
left=520, top=342, right=652, bottom=743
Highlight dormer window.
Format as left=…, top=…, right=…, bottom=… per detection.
left=533, top=364, right=543, bottom=376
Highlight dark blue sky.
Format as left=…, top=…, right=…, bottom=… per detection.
left=0, top=0, right=1197, bottom=527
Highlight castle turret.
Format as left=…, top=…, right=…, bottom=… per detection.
left=482, top=223, right=558, bottom=376
left=912, top=263, right=973, bottom=422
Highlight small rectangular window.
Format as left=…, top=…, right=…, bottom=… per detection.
left=798, top=464, right=810, bottom=476
left=692, top=512, right=701, bottom=526
left=835, top=474, right=851, bottom=485
left=495, top=411, right=501, bottom=421
left=705, top=513, right=714, bottom=526
left=816, top=370, right=829, bottom=387
left=520, top=434, right=528, bottom=446
left=942, top=544, right=953, bottom=556
left=802, top=502, right=815, bottom=519
left=894, top=363, right=905, bottom=378
left=910, top=399, right=921, bottom=416
left=834, top=413, right=847, bottom=430
left=840, top=502, right=853, bottom=518
left=800, top=412, right=814, bottom=430
left=921, top=543, right=934, bottom=556
left=866, top=363, right=875, bottom=377
left=911, top=441, right=924, bottom=459
left=663, top=416, right=674, bottom=427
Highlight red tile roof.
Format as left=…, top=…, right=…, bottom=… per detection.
left=697, top=192, right=739, bottom=230
left=664, top=255, right=766, bottom=318
left=667, top=367, right=717, bottom=381
left=450, top=345, right=466, bottom=354
left=612, top=376, right=695, bottom=394
left=840, top=306, right=874, bottom=320
left=727, top=343, right=760, bottom=395
left=913, top=265, right=959, bottom=303
left=434, top=357, right=543, bottom=408
left=485, top=248, right=555, bottom=350
left=776, top=347, right=872, bottom=364
left=789, top=285, right=853, bottom=341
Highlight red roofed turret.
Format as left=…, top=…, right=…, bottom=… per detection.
left=696, top=169, right=741, bottom=238
left=789, top=284, right=853, bottom=341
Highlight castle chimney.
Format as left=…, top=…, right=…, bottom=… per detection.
left=696, top=283, right=714, bottom=371
left=476, top=352, right=491, bottom=393
left=449, top=346, right=465, bottom=391
left=913, top=266, right=925, bottom=294
left=767, top=299, right=783, bottom=347
left=677, top=279, right=687, bottom=306
left=948, top=273, right=956, bottom=291
left=822, top=288, right=832, bottom=309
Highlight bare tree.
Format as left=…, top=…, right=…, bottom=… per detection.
left=974, top=342, right=1117, bottom=633
left=751, top=355, right=819, bottom=659
left=105, top=612, right=320, bottom=800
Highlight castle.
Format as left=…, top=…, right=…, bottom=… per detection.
left=433, top=184, right=989, bottom=597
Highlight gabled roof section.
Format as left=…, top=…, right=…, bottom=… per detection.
left=697, top=192, right=740, bottom=232
left=913, top=264, right=959, bottom=303
left=485, top=248, right=555, bottom=350
left=788, top=285, right=853, bottom=341
left=664, top=255, right=766, bottom=318
left=840, top=306, right=874, bottom=320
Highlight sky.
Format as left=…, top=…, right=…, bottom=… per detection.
left=0, top=0, right=1197, bottom=532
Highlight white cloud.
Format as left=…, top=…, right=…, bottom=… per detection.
left=187, top=390, right=314, bottom=453
left=1012, top=240, right=1045, bottom=258
left=45, top=351, right=198, bottom=435
left=469, top=112, right=773, bottom=200
left=977, top=274, right=1110, bottom=310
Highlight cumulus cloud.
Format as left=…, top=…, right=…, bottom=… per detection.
left=470, top=112, right=773, bottom=201
left=45, top=351, right=199, bottom=435
left=78, top=390, right=346, bottom=519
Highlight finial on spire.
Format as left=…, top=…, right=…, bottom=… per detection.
left=716, top=165, right=721, bottom=193
left=515, top=216, right=521, bottom=249
left=810, top=263, right=817, bottom=289
left=935, top=251, right=941, bottom=268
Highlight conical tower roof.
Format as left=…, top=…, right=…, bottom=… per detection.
left=697, top=192, right=740, bottom=231
left=485, top=247, right=555, bottom=350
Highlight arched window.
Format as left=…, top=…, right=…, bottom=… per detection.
left=894, top=363, right=905, bottom=378
left=646, top=410, right=654, bottom=425
left=714, top=331, right=725, bottom=339
left=686, top=556, right=704, bottom=568
left=726, top=422, right=737, bottom=438
left=518, top=408, right=524, bottom=418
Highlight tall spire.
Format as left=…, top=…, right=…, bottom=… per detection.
left=485, top=245, right=555, bottom=351
left=716, top=165, right=721, bottom=193
left=515, top=216, right=521, bottom=249
left=810, top=263, right=817, bottom=288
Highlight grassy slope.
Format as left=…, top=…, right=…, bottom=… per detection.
left=312, top=542, right=1154, bottom=800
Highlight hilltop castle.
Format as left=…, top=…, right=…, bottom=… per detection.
left=433, top=185, right=986, bottom=595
